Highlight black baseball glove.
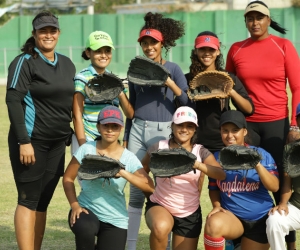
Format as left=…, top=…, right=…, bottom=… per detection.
left=284, top=140, right=300, bottom=178
left=78, top=154, right=125, bottom=180
left=219, top=145, right=262, bottom=170
left=85, top=72, right=124, bottom=102
left=127, top=56, right=170, bottom=86
left=149, top=148, right=197, bottom=178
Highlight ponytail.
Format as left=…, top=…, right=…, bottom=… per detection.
left=21, top=36, right=38, bottom=58
left=270, top=19, right=287, bottom=34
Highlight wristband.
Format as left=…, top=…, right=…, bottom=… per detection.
left=290, top=126, right=300, bottom=132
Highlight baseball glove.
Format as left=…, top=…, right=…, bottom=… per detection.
left=127, top=56, right=170, bottom=86
left=78, top=154, right=125, bottom=180
left=284, top=140, right=300, bottom=178
left=149, top=148, right=197, bottom=178
left=188, top=71, right=234, bottom=101
left=85, top=72, right=124, bottom=102
left=219, top=145, right=262, bottom=170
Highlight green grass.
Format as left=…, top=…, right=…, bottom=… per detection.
left=0, top=85, right=298, bottom=250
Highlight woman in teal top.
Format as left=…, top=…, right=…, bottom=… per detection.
left=63, top=106, right=154, bottom=250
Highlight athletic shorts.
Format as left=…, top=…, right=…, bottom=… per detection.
left=8, top=129, right=66, bottom=182
left=237, top=213, right=269, bottom=244
left=145, top=199, right=202, bottom=238
left=8, top=129, right=66, bottom=211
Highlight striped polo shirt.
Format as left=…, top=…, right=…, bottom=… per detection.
left=74, top=65, right=120, bottom=141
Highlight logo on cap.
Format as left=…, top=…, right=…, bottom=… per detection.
left=103, top=110, right=121, bottom=119
left=94, top=34, right=109, bottom=41
left=250, top=4, right=258, bottom=8
left=145, top=30, right=151, bottom=35
left=204, top=37, right=210, bottom=42
left=176, top=111, right=197, bottom=120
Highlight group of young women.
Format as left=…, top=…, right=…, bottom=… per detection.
left=5, top=0, right=300, bottom=250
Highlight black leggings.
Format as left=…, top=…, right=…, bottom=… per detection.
left=68, top=208, right=127, bottom=250
left=247, top=118, right=289, bottom=201
left=247, top=118, right=295, bottom=242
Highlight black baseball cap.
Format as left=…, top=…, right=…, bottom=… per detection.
left=33, top=15, right=59, bottom=30
left=219, top=110, right=247, bottom=128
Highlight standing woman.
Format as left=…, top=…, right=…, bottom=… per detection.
left=142, top=106, right=225, bottom=250
left=72, top=31, right=133, bottom=154
left=204, top=110, right=279, bottom=250
left=226, top=2, right=300, bottom=247
left=124, top=12, right=189, bottom=250
left=5, top=11, right=76, bottom=249
left=186, top=30, right=254, bottom=153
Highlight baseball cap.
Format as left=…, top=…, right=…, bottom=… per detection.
left=219, top=110, right=247, bottom=129
left=244, top=1, right=270, bottom=17
left=97, top=106, right=124, bottom=127
left=137, top=29, right=164, bottom=42
left=33, top=15, right=59, bottom=30
left=296, top=103, right=300, bottom=117
left=172, top=106, right=198, bottom=127
left=194, top=35, right=220, bottom=50
left=86, top=31, right=115, bottom=50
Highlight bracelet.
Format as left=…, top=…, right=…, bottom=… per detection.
left=289, top=126, right=300, bottom=132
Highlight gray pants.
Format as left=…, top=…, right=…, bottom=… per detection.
left=128, top=118, right=171, bottom=208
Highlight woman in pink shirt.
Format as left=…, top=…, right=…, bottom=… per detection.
left=142, top=106, right=226, bottom=250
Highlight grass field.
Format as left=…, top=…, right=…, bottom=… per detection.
left=0, top=85, right=298, bottom=250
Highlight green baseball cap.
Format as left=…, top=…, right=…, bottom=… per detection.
left=86, top=31, right=115, bottom=50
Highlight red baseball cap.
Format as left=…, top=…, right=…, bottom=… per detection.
left=137, top=29, right=163, bottom=42
left=194, top=35, right=220, bottom=50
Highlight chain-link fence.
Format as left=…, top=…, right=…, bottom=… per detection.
left=1, top=40, right=299, bottom=80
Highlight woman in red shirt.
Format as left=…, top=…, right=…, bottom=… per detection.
left=226, top=2, right=300, bottom=249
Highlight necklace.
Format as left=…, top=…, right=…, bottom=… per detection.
left=170, top=138, right=194, bottom=153
left=172, top=138, right=182, bottom=148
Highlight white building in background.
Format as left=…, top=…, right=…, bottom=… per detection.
left=1, top=0, right=95, bottom=17
left=112, top=0, right=292, bottom=14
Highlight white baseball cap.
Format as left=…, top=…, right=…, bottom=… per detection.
left=244, top=1, right=270, bottom=17
left=172, top=106, right=198, bottom=127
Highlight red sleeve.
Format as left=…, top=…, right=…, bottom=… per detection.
left=225, top=45, right=236, bottom=74
left=284, top=40, right=300, bottom=125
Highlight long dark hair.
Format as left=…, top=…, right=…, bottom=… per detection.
left=140, top=12, right=185, bottom=55
left=245, top=1, right=287, bottom=34
left=189, top=31, right=224, bottom=79
left=21, top=10, right=59, bottom=58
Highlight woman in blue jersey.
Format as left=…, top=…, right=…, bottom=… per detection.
left=72, top=31, right=133, bottom=154
left=6, top=11, right=76, bottom=249
left=203, top=110, right=279, bottom=250
left=124, top=12, right=189, bottom=250
left=63, top=106, right=154, bottom=250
